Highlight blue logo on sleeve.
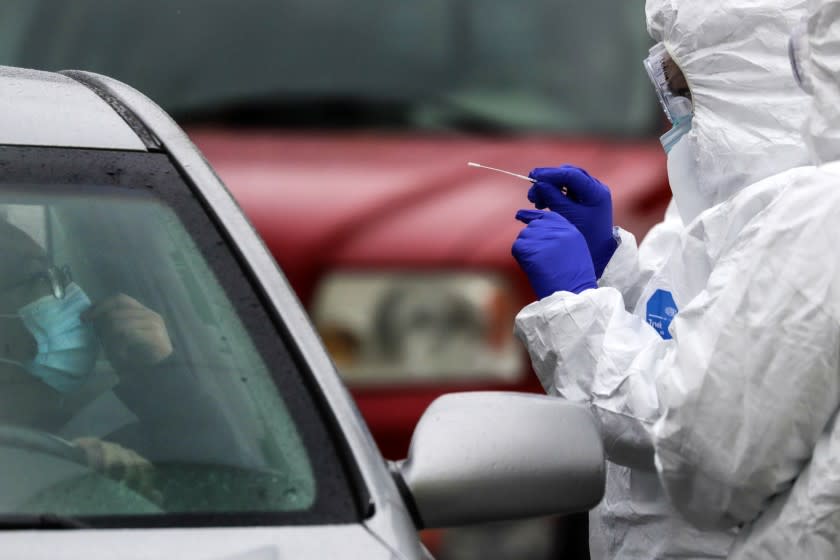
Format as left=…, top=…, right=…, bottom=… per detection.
left=646, top=289, right=678, bottom=340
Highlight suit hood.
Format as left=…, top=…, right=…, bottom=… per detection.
left=646, top=0, right=811, bottom=206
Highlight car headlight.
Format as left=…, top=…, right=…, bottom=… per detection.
left=312, top=272, right=522, bottom=384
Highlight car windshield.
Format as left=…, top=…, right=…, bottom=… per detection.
left=0, top=0, right=656, bottom=136
left=0, top=146, right=358, bottom=528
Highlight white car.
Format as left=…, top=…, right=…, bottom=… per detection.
left=0, top=65, right=604, bottom=559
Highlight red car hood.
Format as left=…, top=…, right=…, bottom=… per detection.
left=189, top=128, right=668, bottom=304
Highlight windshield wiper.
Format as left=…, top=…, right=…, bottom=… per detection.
left=0, top=514, right=89, bottom=529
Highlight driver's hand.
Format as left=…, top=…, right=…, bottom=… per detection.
left=74, top=437, right=158, bottom=500
left=82, top=294, right=173, bottom=370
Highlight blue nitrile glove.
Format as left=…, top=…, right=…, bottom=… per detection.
left=512, top=209, right=597, bottom=299
left=528, top=165, right=617, bottom=278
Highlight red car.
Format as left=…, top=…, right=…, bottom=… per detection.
left=1, top=0, right=669, bottom=460
left=191, top=131, right=668, bottom=459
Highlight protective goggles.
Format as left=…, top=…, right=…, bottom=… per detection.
left=788, top=20, right=813, bottom=95
left=643, top=42, right=693, bottom=126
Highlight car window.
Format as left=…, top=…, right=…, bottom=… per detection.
left=0, top=0, right=656, bottom=136
left=0, top=146, right=360, bottom=527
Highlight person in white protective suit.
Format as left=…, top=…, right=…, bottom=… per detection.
left=652, top=1, right=840, bottom=557
left=509, top=0, right=813, bottom=558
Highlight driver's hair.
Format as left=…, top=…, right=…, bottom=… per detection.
left=0, top=219, right=47, bottom=285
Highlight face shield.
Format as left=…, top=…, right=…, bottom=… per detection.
left=643, top=42, right=694, bottom=152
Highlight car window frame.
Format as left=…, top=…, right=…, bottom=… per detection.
left=0, top=144, right=370, bottom=529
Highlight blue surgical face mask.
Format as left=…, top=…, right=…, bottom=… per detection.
left=660, top=115, right=693, bottom=154
left=0, top=282, right=99, bottom=392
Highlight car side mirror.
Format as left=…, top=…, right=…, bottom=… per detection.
left=392, top=392, right=604, bottom=529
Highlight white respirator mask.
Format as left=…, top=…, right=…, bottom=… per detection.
left=666, top=132, right=713, bottom=225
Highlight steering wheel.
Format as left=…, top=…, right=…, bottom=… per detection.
left=0, top=425, right=88, bottom=466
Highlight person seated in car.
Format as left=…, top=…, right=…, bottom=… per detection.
left=0, top=218, right=243, bottom=487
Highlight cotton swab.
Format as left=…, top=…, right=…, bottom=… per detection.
left=467, top=162, right=536, bottom=183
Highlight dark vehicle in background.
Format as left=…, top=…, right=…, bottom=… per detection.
left=1, top=1, right=669, bottom=556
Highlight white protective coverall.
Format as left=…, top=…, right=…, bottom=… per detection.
left=513, top=1, right=811, bottom=558
left=653, top=1, right=840, bottom=557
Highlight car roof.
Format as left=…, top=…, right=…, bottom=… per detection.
left=0, top=66, right=146, bottom=151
